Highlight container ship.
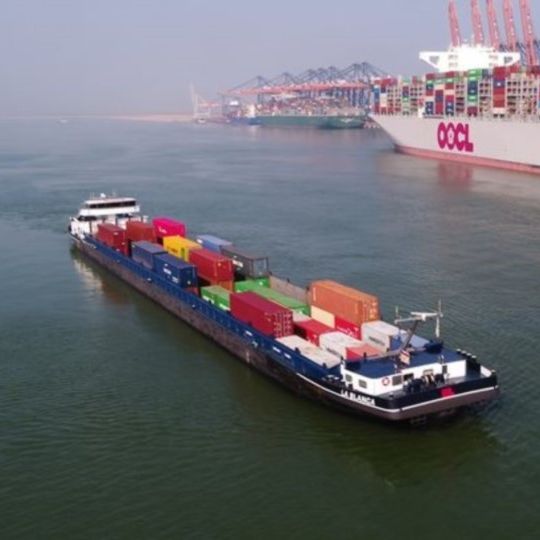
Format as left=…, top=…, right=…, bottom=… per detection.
left=69, top=194, right=499, bottom=423
left=371, top=0, right=540, bottom=174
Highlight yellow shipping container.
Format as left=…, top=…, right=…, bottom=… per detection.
left=163, top=235, right=201, bottom=261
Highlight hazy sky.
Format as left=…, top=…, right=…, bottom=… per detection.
left=1, top=0, right=535, bottom=116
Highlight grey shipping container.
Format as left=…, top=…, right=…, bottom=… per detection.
left=220, top=245, right=269, bottom=278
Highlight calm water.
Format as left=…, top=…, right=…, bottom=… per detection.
left=1, top=119, right=539, bottom=539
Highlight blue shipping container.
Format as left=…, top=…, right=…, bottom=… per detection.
left=196, top=234, right=232, bottom=253
left=132, top=241, right=166, bottom=270
left=154, top=253, right=198, bottom=287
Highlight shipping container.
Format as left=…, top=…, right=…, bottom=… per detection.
left=163, top=235, right=201, bottom=261
left=361, top=320, right=404, bottom=352
left=345, top=343, right=382, bottom=361
left=126, top=221, right=156, bottom=243
left=195, top=234, right=232, bottom=253
left=221, top=245, right=269, bottom=278
left=319, top=331, right=363, bottom=360
left=152, top=217, right=186, bottom=240
left=310, top=305, right=336, bottom=328
left=309, top=280, right=379, bottom=326
left=248, top=285, right=309, bottom=315
left=154, top=253, right=197, bottom=288
left=276, top=335, right=340, bottom=369
left=334, top=316, right=361, bottom=339
left=97, top=223, right=127, bottom=254
left=234, top=277, right=271, bottom=292
left=230, top=292, right=293, bottom=338
left=294, top=318, right=333, bottom=345
left=201, top=285, right=231, bottom=311
left=189, top=248, right=234, bottom=282
left=131, top=241, right=166, bottom=270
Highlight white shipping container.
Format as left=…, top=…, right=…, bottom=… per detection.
left=319, top=331, right=363, bottom=359
left=361, top=320, right=401, bottom=351
left=310, top=305, right=335, bottom=328
left=277, top=335, right=340, bottom=368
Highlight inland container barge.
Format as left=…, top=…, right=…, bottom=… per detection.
left=69, top=194, right=499, bottom=423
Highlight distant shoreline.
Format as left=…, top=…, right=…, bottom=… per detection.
left=0, top=113, right=194, bottom=123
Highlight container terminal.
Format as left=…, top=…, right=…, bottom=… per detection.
left=69, top=195, right=499, bottom=424
left=194, top=62, right=387, bottom=128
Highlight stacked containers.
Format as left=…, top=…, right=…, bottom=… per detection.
left=163, top=236, right=201, bottom=261
left=234, top=277, right=271, bottom=292
left=189, top=248, right=234, bottom=290
left=294, top=318, right=333, bottom=346
left=97, top=223, right=128, bottom=255
left=492, top=66, right=507, bottom=113
left=153, top=217, right=186, bottom=243
left=247, top=285, right=309, bottom=315
left=319, top=331, right=363, bottom=360
left=195, top=234, right=232, bottom=253
left=444, top=71, right=456, bottom=116
left=309, top=280, right=379, bottom=334
left=131, top=241, right=166, bottom=270
left=425, top=73, right=435, bottom=115
left=276, top=335, right=340, bottom=369
left=230, top=292, right=293, bottom=338
left=126, top=221, right=156, bottom=243
left=154, top=253, right=197, bottom=288
left=201, top=285, right=231, bottom=311
left=372, top=80, right=381, bottom=114
left=467, top=69, right=481, bottom=116
left=220, top=245, right=269, bottom=279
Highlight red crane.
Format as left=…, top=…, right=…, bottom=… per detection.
left=471, top=0, right=486, bottom=45
left=448, top=0, right=463, bottom=47
left=503, top=0, right=520, bottom=51
left=518, top=0, right=539, bottom=65
left=486, top=0, right=502, bottom=50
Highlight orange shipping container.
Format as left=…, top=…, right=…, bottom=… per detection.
left=309, top=280, right=379, bottom=327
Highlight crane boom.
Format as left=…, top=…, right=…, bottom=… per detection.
left=503, top=0, right=520, bottom=51
left=486, top=0, right=502, bottom=50
left=448, top=0, right=463, bottom=47
left=471, top=0, right=486, bottom=45
left=519, top=0, right=539, bottom=65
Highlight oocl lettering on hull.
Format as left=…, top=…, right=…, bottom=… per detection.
left=437, top=122, right=474, bottom=153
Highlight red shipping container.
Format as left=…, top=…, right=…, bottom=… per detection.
left=294, top=319, right=333, bottom=345
left=467, top=106, right=479, bottom=116
left=230, top=292, right=293, bottom=338
left=97, top=223, right=128, bottom=254
left=345, top=343, right=381, bottom=361
left=335, top=316, right=361, bottom=340
left=435, top=104, right=444, bottom=115
left=153, top=217, right=186, bottom=239
left=126, top=221, right=156, bottom=243
left=189, top=248, right=234, bottom=282
left=426, top=73, right=436, bottom=80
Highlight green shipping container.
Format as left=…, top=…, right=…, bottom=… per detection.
left=234, top=277, right=271, bottom=292
left=201, top=285, right=231, bottom=311
left=250, top=285, right=310, bottom=315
